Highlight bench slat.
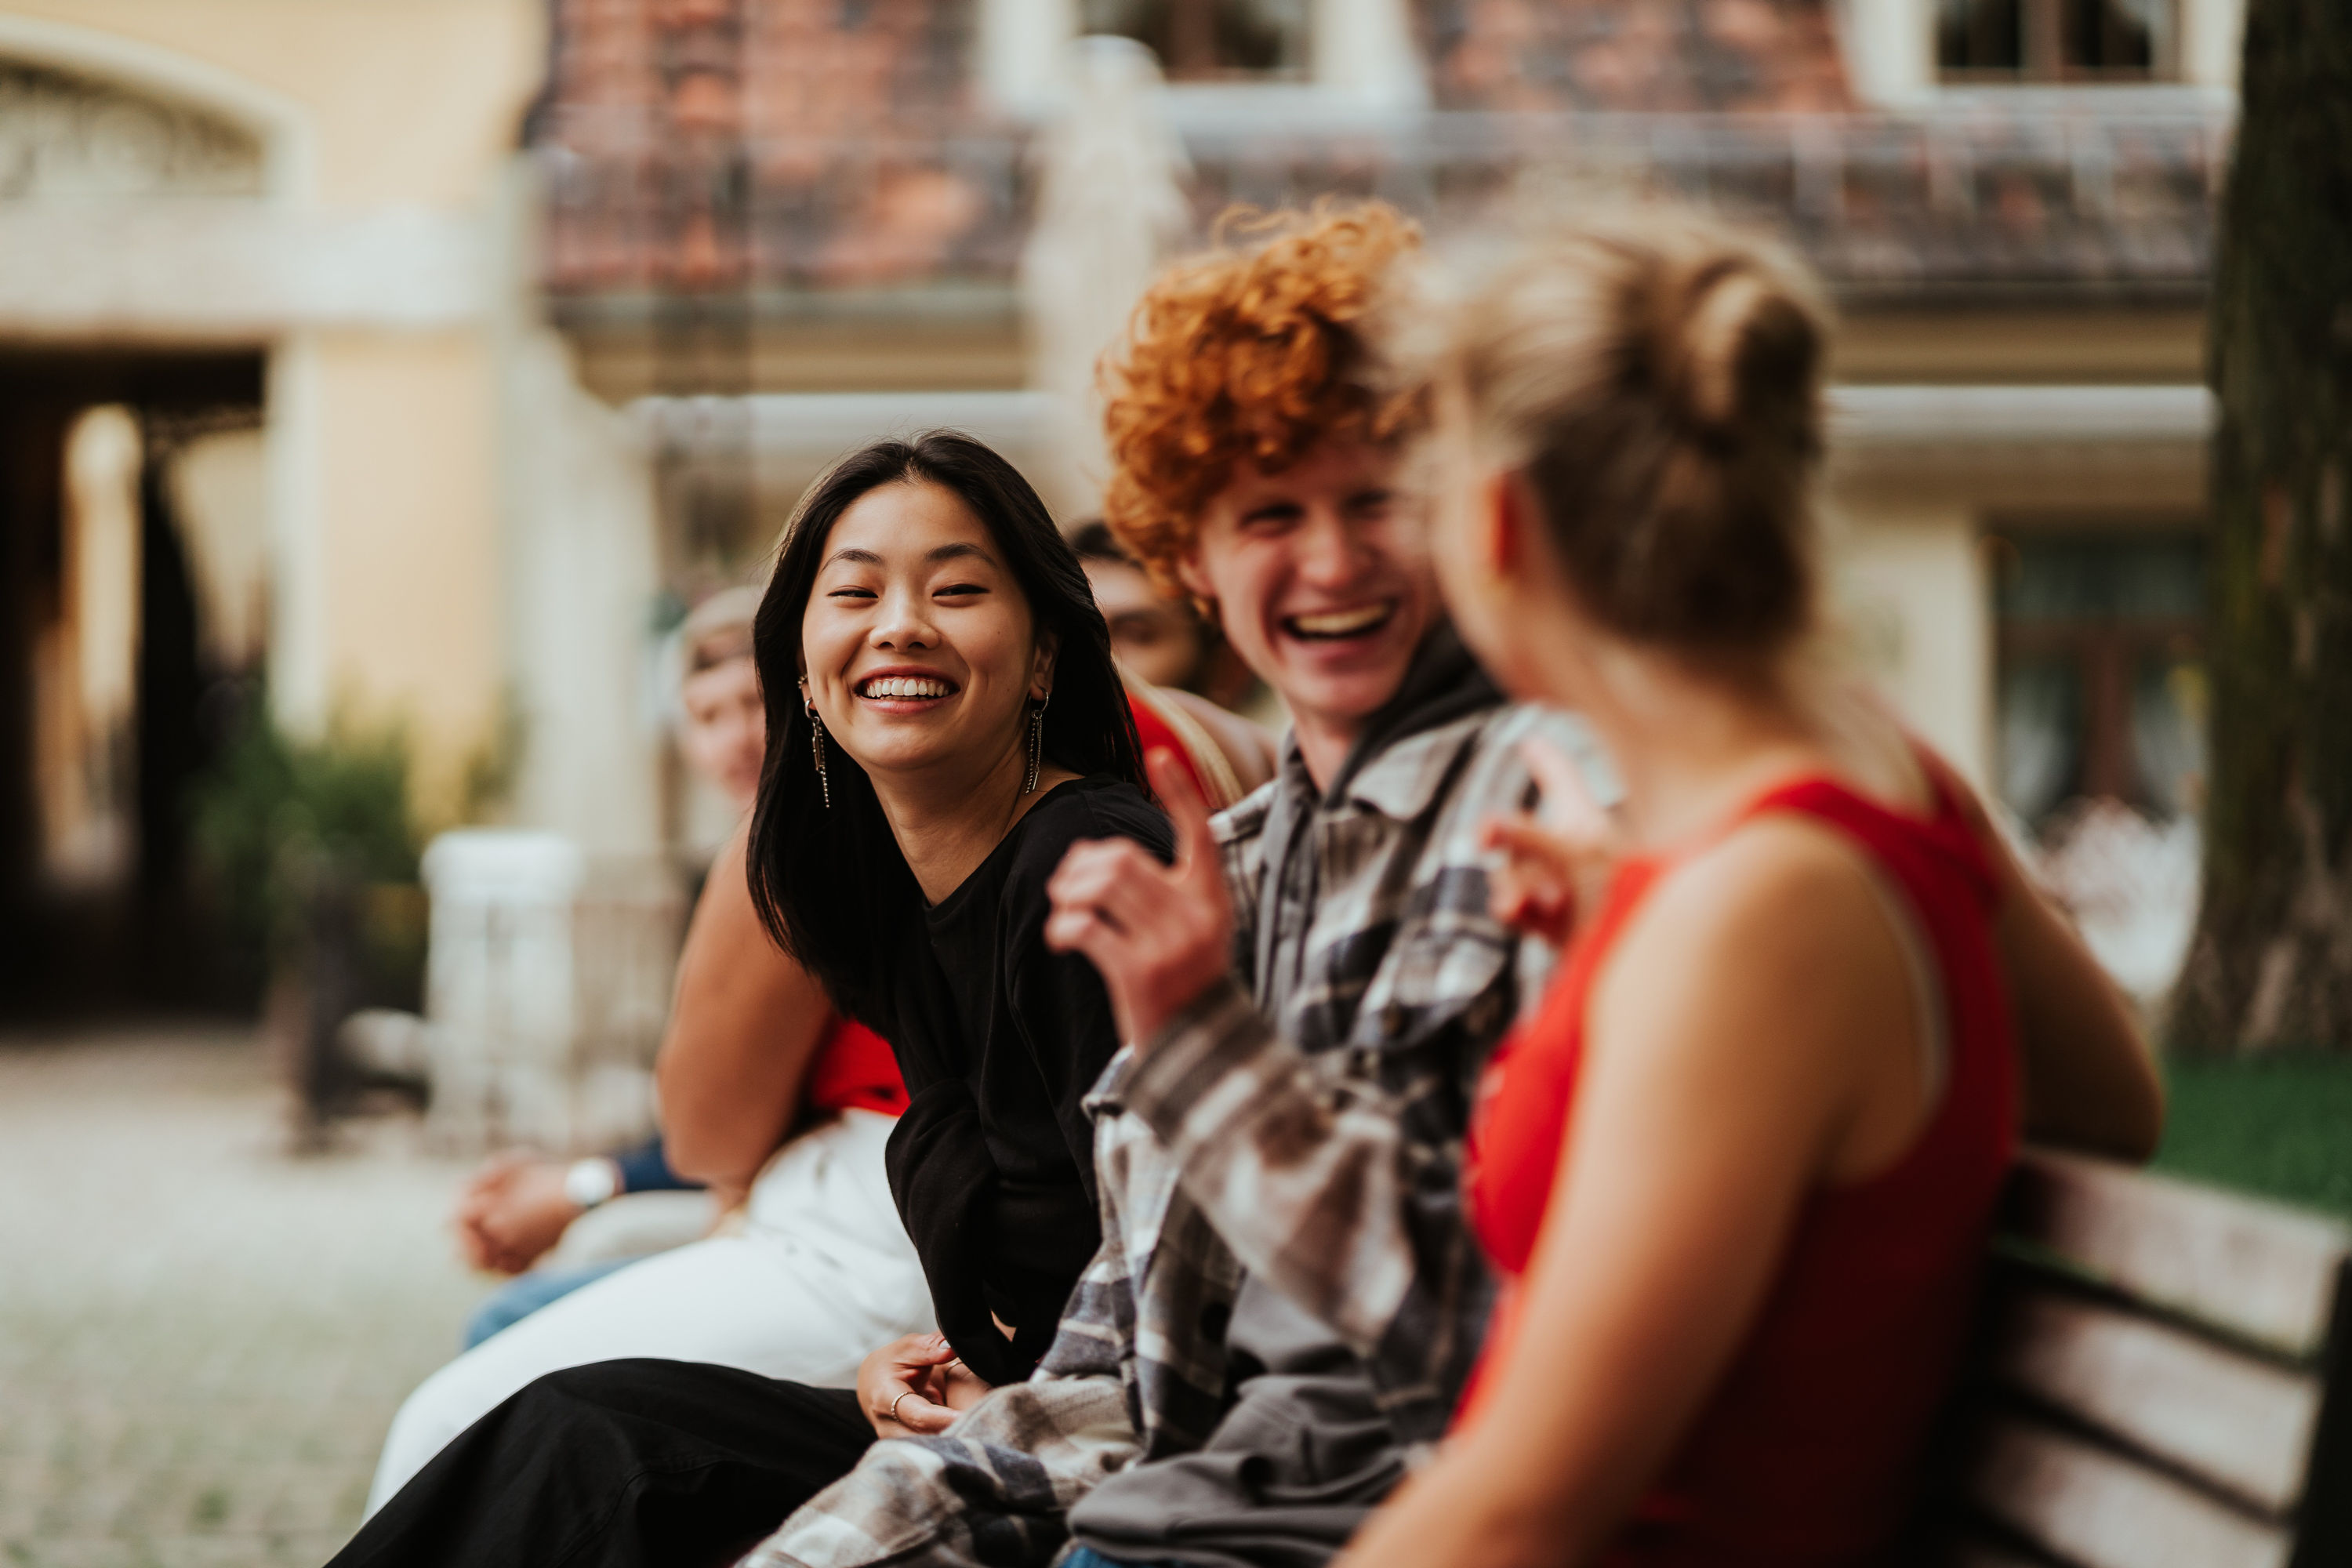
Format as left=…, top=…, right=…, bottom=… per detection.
left=2287, top=1255, right=2352, bottom=1568
left=1965, top=1414, right=2292, bottom=1568
left=2003, top=1149, right=2352, bottom=1358
left=1986, top=1285, right=2324, bottom=1514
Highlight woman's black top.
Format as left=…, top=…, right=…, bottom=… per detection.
left=866, top=775, right=1172, bottom=1385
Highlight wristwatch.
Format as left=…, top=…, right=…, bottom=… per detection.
left=563, top=1156, right=622, bottom=1210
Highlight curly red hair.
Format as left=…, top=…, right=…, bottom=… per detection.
left=1098, top=203, right=1422, bottom=589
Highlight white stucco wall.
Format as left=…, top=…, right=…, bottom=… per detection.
left=0, top=0, right=540, bottom=812
left=1829, top=503, right=1994, bottom=790
left=499, top=325, right=666, bottom=859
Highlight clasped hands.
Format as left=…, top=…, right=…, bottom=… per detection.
left=453, top=1152, right=583, bottom=1276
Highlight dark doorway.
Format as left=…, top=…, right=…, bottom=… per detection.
left=0, top=347, right=267, bottom=1021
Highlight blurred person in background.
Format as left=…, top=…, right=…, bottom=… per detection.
left=336, top=433, right=1171, bottom=1568
left=1072, top=520, right=1207, bottom=693
left=448, top=586, right=774, bottom=1335
left=367, top=586, right=921, bottom=1511
left=674, top=585, right=770, bottom=809
left=1073, top=520, right=1281, bottom=806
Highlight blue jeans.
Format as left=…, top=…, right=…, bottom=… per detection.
left=462, top=1257, right=643, bottom=1348
left=1060, top=1551, right=1179, bottom=1568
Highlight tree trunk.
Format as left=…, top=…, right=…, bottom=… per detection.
left=2171, top=0, right=2352, bottom=1051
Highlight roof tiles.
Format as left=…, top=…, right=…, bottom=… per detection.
left=530, top=0, right=2223, bottom=303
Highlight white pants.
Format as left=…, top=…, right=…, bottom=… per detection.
left=365, top=1109, right=929, bottom=1514
left=546, top=1188, right=718, bottom=1266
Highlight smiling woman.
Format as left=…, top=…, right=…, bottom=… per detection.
left=798, top=485, right=1063, bottom=818
left=746, top=430, right=1169, bottom=1388
left=751, top=434, right=1149, bottom=1009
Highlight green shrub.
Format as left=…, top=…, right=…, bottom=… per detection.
left=189, top=692, right=422, bottom=962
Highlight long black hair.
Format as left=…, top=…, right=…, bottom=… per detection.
left=745, top=430, right=1145, bottom=1025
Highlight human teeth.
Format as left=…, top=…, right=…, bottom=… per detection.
left=860, top=676, right=951, bottom=699
left=1290, top=604, right=1391, bottom=637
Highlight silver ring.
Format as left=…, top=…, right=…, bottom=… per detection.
left=888, top=1390, right=913, bottom=1425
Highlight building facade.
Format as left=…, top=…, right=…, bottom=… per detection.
left=532, top=0, right=2232, bottom=827
left=0, top=0, right=2237, bottom=1006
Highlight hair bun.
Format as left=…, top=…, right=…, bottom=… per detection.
left=1675, top=269, right=1766, bottom=430
left=1446, top=202, right=1831, bottom=659
left=1661, top=263, right=1823, bottom=448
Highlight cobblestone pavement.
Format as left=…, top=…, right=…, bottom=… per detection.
left=0, top=1026, right=483, bottom=1567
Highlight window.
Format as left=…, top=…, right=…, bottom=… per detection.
left=1989, top=532, right=2205, bottom=826
left=1936, top=0, right=2173, bottom=82
left=1080, top=0, right=1310, bottom=81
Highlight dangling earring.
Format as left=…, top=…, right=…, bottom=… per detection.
left=1023, top=691, right=1049, bottom=795
left=801, top=682, right=832, bottom=809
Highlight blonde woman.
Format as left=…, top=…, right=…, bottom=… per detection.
left=1337, top=209, right=2162, bottom=1568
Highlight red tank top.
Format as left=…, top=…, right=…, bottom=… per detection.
left=1461, top=771, right=2017, bottom=1567
left=802, top=1016, right=908, bottom=1117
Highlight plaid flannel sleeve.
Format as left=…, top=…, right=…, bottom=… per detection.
left=733, top=1200, right=1145, bottom=1568
left=731, top=1373, right=1137, bottom=1568
left=1115, top=978, right=1504, bottom=1447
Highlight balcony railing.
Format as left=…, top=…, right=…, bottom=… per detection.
left=535, top=105, right=2231, bottom=304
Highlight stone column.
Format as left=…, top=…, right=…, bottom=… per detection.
left=1018, top=36, right=1192, bottom=524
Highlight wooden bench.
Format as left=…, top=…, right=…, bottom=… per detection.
left=1924, top=1148, right=2352, bottom=1568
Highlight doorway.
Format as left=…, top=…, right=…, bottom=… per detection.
left=0, top=347, right=267, bottom=1019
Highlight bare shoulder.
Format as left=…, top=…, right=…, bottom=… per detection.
left=1641, top=815, right=1889, bottom=960
left=1594, top=814, right=1912, bottom=1083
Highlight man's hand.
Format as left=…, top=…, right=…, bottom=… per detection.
left=1482, top=738, right=1618, bottom=949
left=1045, top=749, right=1233, bottom=1049
left=857, top=1333, right=991, bottom=1439
left=452, top=1152, right=582, bottom=1276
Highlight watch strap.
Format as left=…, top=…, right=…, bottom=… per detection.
left=563, top=1156, right=621, bottom=1209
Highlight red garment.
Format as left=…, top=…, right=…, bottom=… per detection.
left=1128, top=690, right=1218, bottom=806
left=1460, top=771, right=2018, bottom=1567
left=802, top=1016, right=909, bottom=1117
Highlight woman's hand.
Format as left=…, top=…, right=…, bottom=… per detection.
left=452, top=1152, right=581, bottom=1276
left=1045, top=749, right=1233, bottom=1048
left=1482, top=737, right=1618, bottom=949
left=856, top=1332, right=991, bottom=1439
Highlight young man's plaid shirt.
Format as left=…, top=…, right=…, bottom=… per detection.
left=742, top=691, right=1606, bottom=1568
